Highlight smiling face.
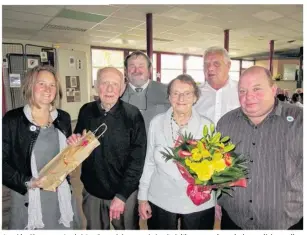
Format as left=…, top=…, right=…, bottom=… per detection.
left=169, top=79, right=197, bottom=115
left=33, top=70, right=57, bottom=107
left=204, top=52, right=231, bottom=89
left=126, top=55, right=151, bottom=87
left=239, top=67, right=277, bottom=123
left=97, top=68, right=126, bottom=109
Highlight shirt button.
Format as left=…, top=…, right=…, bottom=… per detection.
left=250, top=217, right=254, bottom=220
left=250, top=160, right=254, bottom=163
left=252, top=143, right=255, bottom=145
left=104, top=113, right=107, bottom=116
left=24, top=202, right=29, bottom=207
left=249, top=200, right=252, bottom=203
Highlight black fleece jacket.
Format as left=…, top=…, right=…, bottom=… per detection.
left=74, top=99, right=147, bottom=201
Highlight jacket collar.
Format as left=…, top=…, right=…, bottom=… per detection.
left=95, top=99, right=122, bottom=118
left=23, top=104, right=58, bottom=124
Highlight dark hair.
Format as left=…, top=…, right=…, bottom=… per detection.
left=124, top=51, right=152, bottom=69
left=299, top=92, right=303, bottom=104
left=167, top=74, right=200, bottom=102
left=277, top=94, right=286, bottom=102
left=291, top=93, right=300, bottom=103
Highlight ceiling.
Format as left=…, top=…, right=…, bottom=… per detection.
left=2, top=4, right=303, bottom=59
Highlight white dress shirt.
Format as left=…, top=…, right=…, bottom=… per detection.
left=194, top=78, right=240, bottom=124
left=138, top=107, right=216, bottom=214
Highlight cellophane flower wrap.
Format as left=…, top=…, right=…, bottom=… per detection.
left=161, top=124, right=248, bottom=206
left=38, top=123, right=107, bottom=192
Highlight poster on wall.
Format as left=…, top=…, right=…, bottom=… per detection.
left=40, top=52, right=48, bottom=62
left=77, top=59, right=82, bottom=70
left=69, top=56, right=75, bottom=68
left=27, top=58, right=39, bottom=68
left=9, top=74, right=21, bottom=87
left=66, top=76, right=81, bottom=102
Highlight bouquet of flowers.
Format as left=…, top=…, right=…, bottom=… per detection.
left=161, top=124, right=248, bottom=205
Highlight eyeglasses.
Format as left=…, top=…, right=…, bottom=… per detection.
left=170, top=91, right=194, bottom=99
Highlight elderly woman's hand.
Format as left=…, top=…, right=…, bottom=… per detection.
left=138, top=200, right=152, bottom=220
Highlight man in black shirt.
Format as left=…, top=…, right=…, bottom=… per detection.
left=67, top=67, right=146, bottom=229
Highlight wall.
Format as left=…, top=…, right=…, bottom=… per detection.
left=255, top=59, right=279, bottom=76
left=255, top=59, right=300, bottom=94
left=2, top=38, right=92, bottom=120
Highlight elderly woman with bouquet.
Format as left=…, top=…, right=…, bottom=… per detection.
left=2, top=65, right=79, bottom=229
left=138, top=74, right=216, bottom=229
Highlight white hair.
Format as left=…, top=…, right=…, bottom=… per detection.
left=203, top=46, right=231, bottom=63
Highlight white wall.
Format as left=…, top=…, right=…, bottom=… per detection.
left=3, top=38, right=93, bottom=120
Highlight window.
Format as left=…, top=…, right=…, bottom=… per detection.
left=186, top=56, right=204, bottom=83
left=161, top=54, right=183, bottom=84
left=242, top=60, right=254, bottom=69
left=230, top=60, right=240, bottom=81
left=91, top=49, right=124, bottom=86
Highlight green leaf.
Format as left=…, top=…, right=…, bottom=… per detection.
left=211, top=132, right=221, bottom=143
left=210, top=123, right=215, bottom=136
left=224, top=144, right=235, bottom=152
left=203, top=125, right=208, bottom=137
left=221, top=136, right=230, bottom=143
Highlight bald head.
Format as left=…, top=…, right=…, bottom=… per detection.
left=241, top=66, right=274, bottom=86
left=96, top=67, right=127, bottom=110
left=96, top=67, right=124, bottom=85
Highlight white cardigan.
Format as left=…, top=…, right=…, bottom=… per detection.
left=138, top=107, right=216, bottom=214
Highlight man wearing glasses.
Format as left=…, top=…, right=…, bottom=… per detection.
left=122, top=51, right=170, bottom=132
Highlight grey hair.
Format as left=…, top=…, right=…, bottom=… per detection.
left=167, top=74, right=200, bottom=102
left=203, top=46, right=231, bottom=63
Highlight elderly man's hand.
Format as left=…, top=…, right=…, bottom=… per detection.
left=109, top=196, right=125, bottom=221
left=66, top=130, right=86, bottom=145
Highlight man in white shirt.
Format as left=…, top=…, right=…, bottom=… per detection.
left=194, top=46, right=240, bottom=124
left=194, top=46, right=240, bottom=227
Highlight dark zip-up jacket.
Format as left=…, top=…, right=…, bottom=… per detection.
left=2, top=107, right=72, bottom=195
left=75, top=99, right=147, bottom=201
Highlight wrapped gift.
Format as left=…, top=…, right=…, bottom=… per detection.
left=39, top=123, right=107, bottom=191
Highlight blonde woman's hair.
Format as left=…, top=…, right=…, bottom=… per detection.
left=22, top=64, right=62, bottom=109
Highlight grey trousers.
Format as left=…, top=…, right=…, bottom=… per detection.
left=82, top=189, right=139, bottom=230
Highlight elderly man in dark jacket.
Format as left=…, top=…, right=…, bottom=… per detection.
left=67, top=67, right=147, bottom=230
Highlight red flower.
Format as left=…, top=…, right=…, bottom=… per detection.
left=81, top=140, right=89, bottom=146
left=178, top=150, right=192, bottom=158
left=187, top=140, right=197, bottom=145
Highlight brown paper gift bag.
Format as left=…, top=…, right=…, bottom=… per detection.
left=38, top=123, right=107, bottom=192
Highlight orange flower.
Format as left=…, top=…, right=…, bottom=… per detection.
left=224, top=153, right=232, bottom=166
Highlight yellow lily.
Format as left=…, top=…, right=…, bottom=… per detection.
left=191, top=141, right=210, bottom=161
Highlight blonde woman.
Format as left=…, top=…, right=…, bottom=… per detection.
left=2, top=65, right=79, bottom=229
